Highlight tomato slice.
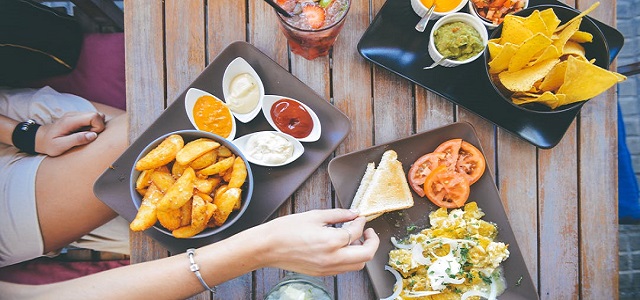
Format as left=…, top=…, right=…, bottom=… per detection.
left=423, top=165, right=470, bottom=208
left=456, top=141, right=486, bottom=184
left=407, top=152, right=447, bottom=197
left=434, top=139, right=462, bottom=168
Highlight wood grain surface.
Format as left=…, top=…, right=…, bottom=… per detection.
left=124, top=0, right=619, bottom=299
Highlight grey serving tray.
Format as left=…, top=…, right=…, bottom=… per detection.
left=94, top=41, right=351, bottom=253
left=329, top=122, right=538, bottom=299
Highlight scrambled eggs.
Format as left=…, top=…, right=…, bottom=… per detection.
left=387, top=202, right=510, bottom=299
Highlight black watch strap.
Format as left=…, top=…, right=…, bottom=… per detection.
left=12, top=119, right=41, bottom=155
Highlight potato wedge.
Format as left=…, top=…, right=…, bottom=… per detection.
left=228, top=157, right=247, bottom=188
left=151, top=171, right=176, bottom=193
left=135, top=169, right=154, bottom=191
left=180, top=199, right=193, bottom=227
left=197, top=192, right=213, bottom=203
left=158, top=167, right=196, bottom=210
left=212, top=187, right=241, bottom=227
left=176, top=138, right=220, bottom=166
left=197, top=156, right=235, bottom=176
left=194, top=177, right=216, bottom=194
left=216, top=146, right=233, bottom=157
left=135, top=134, right=184, bottom=171
left=130, top=184, right=163, bottom=231
left=173, top=202, right=216, bottom=238
left=189, top=150, right=217, bottom=170
left=190, top=195, right=208, bottom=229
left=157, top=207, right=182, bottom=231
left=171, top=162, right=187, bottom=177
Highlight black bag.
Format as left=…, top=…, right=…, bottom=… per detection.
left=0, top=0, right=83, bottom=85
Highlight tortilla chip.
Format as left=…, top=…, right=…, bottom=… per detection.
left=557, top=56, right=626, bottom=103
left=562, top=41, right=586, bottom=59
left=508, top=33, right=553, bottom=72
left=553, top=18, right=582, bottom=51
left=499, top=58, right=560, bottom=92
left=523, top=10, right=549, bottom=35
left=539, top=60, right=568, bottom=92
left=488, top=41, right=504, bottom=60
left=513, top=91, right=564, bottom=109
left=539, top=8, right=562, bottom=36
left=570, top=31, right=593, bottom=43
left=488, top=43, right=520, bottom=74
left=529, top=45, right=562, bottom=66
left=554, top=2, right=600, bottom=33
left=500, top=16, right=533, bottom=46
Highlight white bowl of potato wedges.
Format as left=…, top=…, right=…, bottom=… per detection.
left=130, top=130, right=253, bottom=239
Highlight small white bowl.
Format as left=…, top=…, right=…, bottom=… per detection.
left=261, top=95, right=322, bottom=143
left=411, top=0, right=468, bottom=20
left=468, top=0, right=529, bottom=29
left=233, top=131, right=305, bottom=167
left=427, top=13, right=488, bottom=67
left=184, top=88, right=237, bottom=140
left=222, top=57, right=265, bottom=123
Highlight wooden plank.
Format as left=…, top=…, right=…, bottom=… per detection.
left=415, top=88, right=454, bottom=132
left=206, top=0, right=246, bottom=60
left=496, top=129, right=539, bottom=289
left=575, top=0, right=618, bottom=298
left=334, top=0, right=376, bottom=299
left=163, top=2, right=209, bottom=299
left=538, top=124, right=579, bottom=299
left=249, top=0, right=289, bottom=68
left=246, top=0, right=293, bottom=298
left=164, top=0, right=206, bottom=102
left=124, top=0, right=169, bottom=264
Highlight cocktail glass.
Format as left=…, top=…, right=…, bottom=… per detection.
left=275, top=0, right=351, bottom=60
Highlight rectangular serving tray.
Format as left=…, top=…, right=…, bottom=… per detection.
left=329, top=122, right=538, bottom=299
left=357, top=0, right=624, bottom=149
left=94, top=41, right=351, bottom=253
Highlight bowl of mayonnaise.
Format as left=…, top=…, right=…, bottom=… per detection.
left=232, top=131, right=304, bottom=167
left=222, top=57, right=265, bottom=123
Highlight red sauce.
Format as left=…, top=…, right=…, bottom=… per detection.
left=270, top=98, right=314, bottom=138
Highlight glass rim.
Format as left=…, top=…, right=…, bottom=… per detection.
left=275, top=0, right=351, bottom=33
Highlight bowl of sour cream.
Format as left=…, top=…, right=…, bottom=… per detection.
left=222, top=57, right=265, bottom=123
left=233, top=131, right=304, bottom=167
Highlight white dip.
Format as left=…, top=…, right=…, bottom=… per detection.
left=227, top=73, right=260, bottom=114
left=246, top=132, right=293, bottom=165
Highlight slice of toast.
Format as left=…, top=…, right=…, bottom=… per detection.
left=351, top=150, right=414, bottom=221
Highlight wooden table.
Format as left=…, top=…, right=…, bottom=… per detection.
left=124, top=0, right=619, bottom=299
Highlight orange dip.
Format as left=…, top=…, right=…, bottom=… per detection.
left=193, top=95, right=233, bottom=138
left=420, top=0, right=460, bottom=12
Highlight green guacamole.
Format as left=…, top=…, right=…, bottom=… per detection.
left=434, top=21, right=484, bottom=61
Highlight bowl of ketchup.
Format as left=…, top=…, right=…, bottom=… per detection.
left=262, top=95, right=321, bottom=142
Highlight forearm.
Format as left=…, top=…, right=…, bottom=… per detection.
left=16, top=228, right=267, bottom=300
left=0, top=114, right=19, bottom=147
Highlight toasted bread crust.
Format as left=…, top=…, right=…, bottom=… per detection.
left=351, top=150, right=414, bottom=219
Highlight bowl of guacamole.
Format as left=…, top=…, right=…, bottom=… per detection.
left=428, top=13, right=488, bottom=67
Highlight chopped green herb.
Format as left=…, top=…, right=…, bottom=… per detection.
left=407, top=225, right=417, bottom=232
left=516, top=275, right=523, bottom=286
left=479, top=273, right=493, bottom=285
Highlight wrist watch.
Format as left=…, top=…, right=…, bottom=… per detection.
left=12, top=119, right=41, bottom=155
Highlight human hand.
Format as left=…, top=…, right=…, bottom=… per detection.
left=34, top=112, right=106, bottom=156
left=254, top=209, right=380, bottom=276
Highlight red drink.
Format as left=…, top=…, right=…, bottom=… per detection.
left=276, top=0, right=350, bottom=60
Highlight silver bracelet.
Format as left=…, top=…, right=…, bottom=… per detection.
left=186, top=248, right=215, bottom=293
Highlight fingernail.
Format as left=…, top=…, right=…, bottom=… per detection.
left=86, top=132, right=98, bottom=141
left=349, top=208, right=360, bottom=215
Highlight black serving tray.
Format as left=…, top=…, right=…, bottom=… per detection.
left=94, top=42, right=351, bottom=253
left=357, top=0, right=624, bottom=149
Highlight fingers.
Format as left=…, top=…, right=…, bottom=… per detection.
left=58, top=112, right=106, bottom=134
left=308, top=208, right=359, bottom=225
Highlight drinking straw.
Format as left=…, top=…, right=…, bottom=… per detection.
left=264, top=0, right=293, bottom=17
